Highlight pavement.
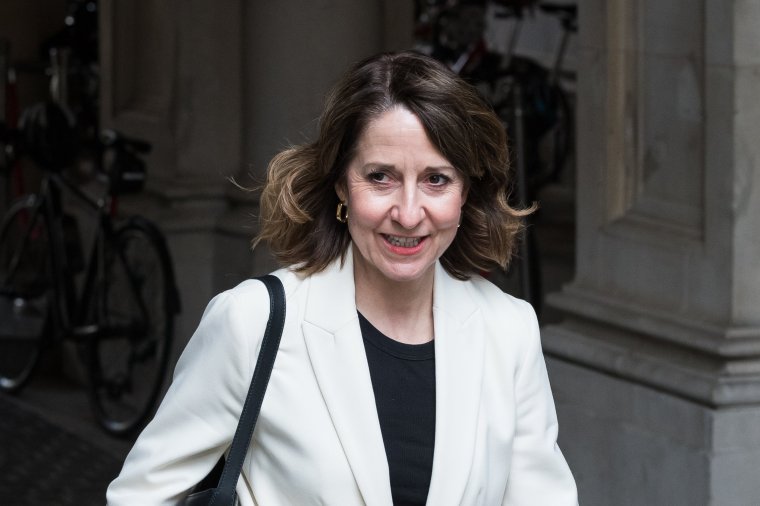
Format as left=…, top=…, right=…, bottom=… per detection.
left=0, top=391, right=125, bottom=506
left=0, top=182, right=575, bottom=506
left=0, top=368, right=135, bottom=506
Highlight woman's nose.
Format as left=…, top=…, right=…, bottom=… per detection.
left=391, top=190, right=425, bottom=230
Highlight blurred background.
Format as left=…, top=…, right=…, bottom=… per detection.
left=1, top=1, right=759, bottom=505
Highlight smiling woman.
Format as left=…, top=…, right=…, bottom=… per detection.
left=107, top=51, right=578, bottom=506
left=339, top=107, right=464, bottom=297
left=258, top=51, right=532, bottom=283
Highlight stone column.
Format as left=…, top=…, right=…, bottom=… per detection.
left=99, top=0, right=245, bottom=350
left=217, top=0, right=414, bottom=284
left=543, top=0, right=760, bottom=504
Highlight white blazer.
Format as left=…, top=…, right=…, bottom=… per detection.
left=107, top=250, right=577, bottom=505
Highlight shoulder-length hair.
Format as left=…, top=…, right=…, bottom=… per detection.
left=255, top=50, right=530, bottom=280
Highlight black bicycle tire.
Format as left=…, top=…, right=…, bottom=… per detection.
left=0, top=195, right=51, bottom=392
left=86, top=216, right=176, bottom=436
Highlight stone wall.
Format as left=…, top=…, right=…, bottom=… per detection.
left=544, top=0, right=760, bottom=503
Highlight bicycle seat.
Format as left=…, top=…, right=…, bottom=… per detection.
left=100, top=129, right=150, bottom=195
left=101, top=129, right=152, bottom=154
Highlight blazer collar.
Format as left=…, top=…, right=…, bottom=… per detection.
left=427, top=261, right=485, bottom=505
left=302, top=249, right=485, bottom=506
left=302, top=249, right=392, bottom=505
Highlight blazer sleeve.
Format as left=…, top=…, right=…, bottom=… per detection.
left=502, top=300, right=578, bottom=505
left=106, top=283, right=270, bottom=505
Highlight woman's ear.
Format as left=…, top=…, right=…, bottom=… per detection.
left=335, top=181, right=347, bottom=203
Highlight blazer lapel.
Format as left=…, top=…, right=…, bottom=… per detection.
left=301, top=250, right=393, bottom=506
left=426, top=262, right=485, bottom=505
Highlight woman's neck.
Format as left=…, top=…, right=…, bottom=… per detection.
left=353, top=261, right=435, bottom=345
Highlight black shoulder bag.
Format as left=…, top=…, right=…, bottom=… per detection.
left=181, top=275, right=286, bottom=506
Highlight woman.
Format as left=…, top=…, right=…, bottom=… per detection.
left=107, top=51, right=577, bottom=505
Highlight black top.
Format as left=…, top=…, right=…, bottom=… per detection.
left=359, top=312, right=436, bottom=506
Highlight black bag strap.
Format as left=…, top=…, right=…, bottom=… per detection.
left=210, top=274, right=286, bottom=505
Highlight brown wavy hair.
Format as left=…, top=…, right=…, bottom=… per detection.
left=255, top=50, right=531, bottom=280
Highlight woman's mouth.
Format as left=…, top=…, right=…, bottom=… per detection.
left=384, top=234, right=422, bottom=248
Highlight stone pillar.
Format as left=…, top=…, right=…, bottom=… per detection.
left=100, top=0, right=244, bottom=351
left=217, top=0, right=414, bottom=284
left=543, top=0, right=760, bottom=504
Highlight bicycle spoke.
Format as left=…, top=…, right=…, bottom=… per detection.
left=86, top=220, right=174, bottom=435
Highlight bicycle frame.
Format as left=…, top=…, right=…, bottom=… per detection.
left=77, top=214, right=152, bottom=342
left=22, top=172, right=149, bottom=344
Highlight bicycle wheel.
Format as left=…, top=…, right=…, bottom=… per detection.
left=0, top=196, right=51, bottom=392
left=87, top=218, right=175, bottom=435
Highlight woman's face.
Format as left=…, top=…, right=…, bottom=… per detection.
left=336, top=106, right=466, bottom=287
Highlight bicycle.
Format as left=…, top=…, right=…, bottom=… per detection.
left=0, top=110, right=181, bottom=437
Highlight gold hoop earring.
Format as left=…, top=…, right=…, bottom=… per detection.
left=336, top=202, right=348, bottom=223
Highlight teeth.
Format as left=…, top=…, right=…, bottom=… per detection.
left=386, top=235, right=421, bottom=248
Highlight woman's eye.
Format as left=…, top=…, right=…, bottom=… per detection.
left=369, top=172, right=388, bottom=183
left=428, top=174, right=451, bottom=186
